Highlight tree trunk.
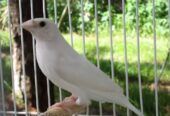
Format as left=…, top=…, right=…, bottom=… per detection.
left=9, top=0, right=54, bottom=112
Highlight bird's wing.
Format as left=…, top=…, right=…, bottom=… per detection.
left=56, top=51, right=142, bottom=115
left=56, top=49, right=123, bottom=95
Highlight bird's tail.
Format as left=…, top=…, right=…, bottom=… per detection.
left=113, top=96, right=143, bottom=116
left=101, top=93, right=143, bottom=116
left=88, top=90, right=143, bottom=115
left=124, top=101, right=143, bottom=116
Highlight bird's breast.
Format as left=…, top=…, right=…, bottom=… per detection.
left=36, top=41, right=61, bottom=77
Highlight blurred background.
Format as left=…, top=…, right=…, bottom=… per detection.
left=0, top=0, right=170, bottom=115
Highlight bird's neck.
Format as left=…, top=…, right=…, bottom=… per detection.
left=36, top=32, right=69, bottom=51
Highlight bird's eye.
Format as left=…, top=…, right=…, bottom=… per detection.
left=39, top=21, right=46, bottom=27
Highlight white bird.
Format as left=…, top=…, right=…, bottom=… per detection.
left=22, top=18, right=142, bottom=115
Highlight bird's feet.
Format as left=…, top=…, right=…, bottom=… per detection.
left=48, top=96, right=78, bottom=110
left=46, top=96, right=85, bottom=115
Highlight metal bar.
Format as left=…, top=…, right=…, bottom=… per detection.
left=152, top=0, right=159, bottom=116
left=122, top=0, right=129, bottom=115
left=18, top=0, right=28, bottom=115
left=94, top=0, right=99, bottom=68
left=169, top=0, right=170, bottom=46
left=7, top=0, right=17, bottom=115
left=54, top=0, right=58, bottom=24
left=53, top=0, right=63, bottom=102
left=156, top=0, right=170, bottom=82
left=0, top=111, right=88, bottom=116
left=0, top=111, right=42, bottom=115
left=80, top=0, right=90, bottom=114
left=67, top=0, right=74, bottom=47
left=43, top=0, right=47, bottom=18
left=94, top=0, right=102, bottom=115
left=81, top=0, right=86, bottom=55
left=108, top=0, right=116, bottom=115
left=80, top=0, right=88, bottom=114
left=0, top=35, right=6, bottom=116
left=42, top=0, right=51, bottom=107
left=157, top=0, right=170, bottom=81
left=136, top=0, right=144, bottom=115
left=30, top=0, right=40, bottom=113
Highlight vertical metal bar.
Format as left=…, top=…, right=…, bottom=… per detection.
left=136, top=0, right=144, bottom=115
left=42, top=0, right=51, bottom=107
left=0, top=37, right=6, bottom=116
left=122, top=0, right=129, bottom=115
left=54, top=0, right=57, bottom=24
left=58, top=87, right=62, bottom=102
left=7, top=0, right=17, bottom=115
left=94, top=0, right=102, bottom=115
left=168, top=0, right=170, bottom=48
left=67, top=0, right=74, bottom=47
left=108, top=0, right=114, bottom=88
left=53, top=0, right=63, bottom=102
left=80, top=0, right=89, bottom=114
left=108, top=0, right=116, bottom=116
left=18, top=0, right=28, bottom=115
left=81, top=0, right=86, bottom=56
left=94, top=0, right=99, bottom=68
left=152, top=0, right=159, bottom=116
left=30, top=0, right=40, bottom=113
left=80, top=0, right=88, bottom=114
left=43, top=0, right=47, bottom=18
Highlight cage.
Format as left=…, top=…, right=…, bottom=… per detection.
left=0, top=0, right=170, bottom=116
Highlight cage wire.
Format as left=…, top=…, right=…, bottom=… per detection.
left=0, top=0, right=170, bottom=115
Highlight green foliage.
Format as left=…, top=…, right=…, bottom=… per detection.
left=0, top=0, right=169, bottom=36
left=0, top=31, right=9, bottom=48
left=46, top=0, right=170, bottom=37
left=47, top=0, right=112, bottom=33
left=0, top=0, right=8, bottom=30
left=125, top=0, right=169, bottom=36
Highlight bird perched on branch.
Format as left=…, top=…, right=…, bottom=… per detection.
left=22, top=18, right=142, bottom=116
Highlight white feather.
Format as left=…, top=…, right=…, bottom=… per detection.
left=22, top=18, right=143, bottom=116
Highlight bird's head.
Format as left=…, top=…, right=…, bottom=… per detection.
left=22, top=18, right=58, bottom=41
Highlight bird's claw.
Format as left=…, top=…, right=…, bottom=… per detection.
left=48, top=96, right=78, bottom=110
left=46, top=96, right=85, bottom=116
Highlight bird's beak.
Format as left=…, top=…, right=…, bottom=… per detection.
left=22, top=20, right=35, bottom=32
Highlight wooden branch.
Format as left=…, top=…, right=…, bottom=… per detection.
left=157, top=48, right=170, bottom=81
left=41, top=96, right=86, bottom=116
left=58, top=0, right=72, bottom=29
left=58, top=4, right=68, bottom=29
